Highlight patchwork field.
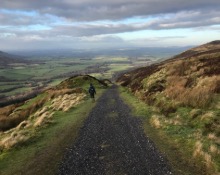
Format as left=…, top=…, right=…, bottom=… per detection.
left=0, top=56, right=152, bottom=101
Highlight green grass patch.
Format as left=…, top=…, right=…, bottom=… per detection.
left=0, top=84, right=19, bottom=90
left=5, top=87, right=33, bottom=96
left=47, top=78, right=65, bottom=87
left=0, top=71, right=33, bottom=80
left=118, top=86, right=152, bottom=117
left=17, top=93, right=48, bottom=110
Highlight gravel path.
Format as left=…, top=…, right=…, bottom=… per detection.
left=58, top=85, right=173, bottom=175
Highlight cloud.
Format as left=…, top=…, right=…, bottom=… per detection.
left=0, top=9, right=60, bottom=26
left=1, top=0, right=220, bottom=22
left=1, top=1, right=220, bottom=32
left=0, top=34, right=128, bottom=50
left=2, top=10, right=219, bottom=39
left=0, top=0, right=220, bottom=50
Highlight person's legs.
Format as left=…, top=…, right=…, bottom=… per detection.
left=90, top=93, right=95, bottom=102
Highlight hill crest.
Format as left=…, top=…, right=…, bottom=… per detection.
left=171, top=40, right=220, bottom=60
left=0, top=51, right=26, bottom=65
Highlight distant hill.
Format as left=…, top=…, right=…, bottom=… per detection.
left=171, top=40, right=220, bottom=60
left=117, top=40, right=220, bottom=173
left=11, top=46, right=190, bottom=59
left=0, top=51, right=26, bottom=65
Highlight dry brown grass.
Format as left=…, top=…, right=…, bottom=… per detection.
left=150, top=115, right=163, bottom=129
left=208, top=133, right=220, bottom=145
left=0, top=96, right=49, bottom=131
left=200, top=111, right=214, bottom=121
left=47, top=88, right=84, bottom=99
left=163, top=114, right=183, bottom=126
left=165, top=75, right=220, bottom=107
left=0, top=91, right=87, bottom=150
left=209, top=144, right=219, bottom=154
left=33, top=106, right=49, bottom=118
left=0, top=88, right=85, bottom=124
left=0, top=115, right=24, bottom=131
left=0, top=130, right=30, bottom=150
left=203, top=152, right=213, bottom=169
left=50, top=93, right=86, bottom=112
left=16, top=120, right=30, bottom=130
left=0, top=104, right=17, bottom=116
left=165, top=76, right=187, bottom=99
left=163, top=53, right=220, bottom=108
left=34, top=112, right=54, bottom=127
left=193, top=141, right=216, bottom=170
left=167, top=60, right=191, bottom=76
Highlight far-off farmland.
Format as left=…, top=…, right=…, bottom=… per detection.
left=0, top=55, right=153, bottom=106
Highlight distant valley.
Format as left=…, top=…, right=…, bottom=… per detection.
left=0, top=46, right=188, bottom=106
left=0, top=51, right=27, bottom=66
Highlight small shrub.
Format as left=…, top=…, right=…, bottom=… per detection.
left=150, top=115, right=163, bottom=128
left=190, top=109, right=202, bottom=119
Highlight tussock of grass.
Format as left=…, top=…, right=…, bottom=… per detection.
left=50, top=93, right=86, bottom=112
left=209, top=144, right=219, bottom=154
left=0, top=130, right=30, bottom=150
left=34, top=112, right=54, bottom=127
left=150, top=115, right=162, bottom=129
left=193, top=140, right=218, bottom=170
left=0, top=94, right=48, bottom=131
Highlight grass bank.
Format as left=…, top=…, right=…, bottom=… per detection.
left=118, top=86, right=211, bottom=175
left=0, top=89, right=106, bottom=175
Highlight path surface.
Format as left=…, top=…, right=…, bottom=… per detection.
left=58, top=85, right=172, bottom=175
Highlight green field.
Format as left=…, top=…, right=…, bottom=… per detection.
left=0, top=56, right=151, bottom=97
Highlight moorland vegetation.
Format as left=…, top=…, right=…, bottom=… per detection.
left=117, top=41, right=220, bottom=174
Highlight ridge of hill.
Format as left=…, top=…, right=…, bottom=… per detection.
left=0, top=75, right=109, bottom=151
left=117, top=40, right=220, bottom=174
left=171, top=40, right=220, bottom=60
left=0, top=51, right=26, bottom=65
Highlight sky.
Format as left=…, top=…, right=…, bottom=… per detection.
left=0, top=0, right=220, bottom=51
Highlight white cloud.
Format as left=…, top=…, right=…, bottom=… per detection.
left=0, top=0, right=220, bottom=50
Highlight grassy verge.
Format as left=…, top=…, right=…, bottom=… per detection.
left=0, top=89, right=106, bottom=175
left=118, top=86, right=209, bottom=175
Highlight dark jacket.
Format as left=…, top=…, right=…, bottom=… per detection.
left=89, top=85, right=96, bottom=95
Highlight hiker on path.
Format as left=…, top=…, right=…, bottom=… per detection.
left=88, top=83, right=96, bottom=101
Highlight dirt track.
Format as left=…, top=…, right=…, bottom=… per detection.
left=58, top=85, right=172, bottom=175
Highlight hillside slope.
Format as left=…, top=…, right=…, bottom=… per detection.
left=0, top=75, right=108, bottom=149
left=0, top=51, right=26, bottom=66
left=117, top=41, right=220, bottom=174
left=0, top=75, right=109, bottom=175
